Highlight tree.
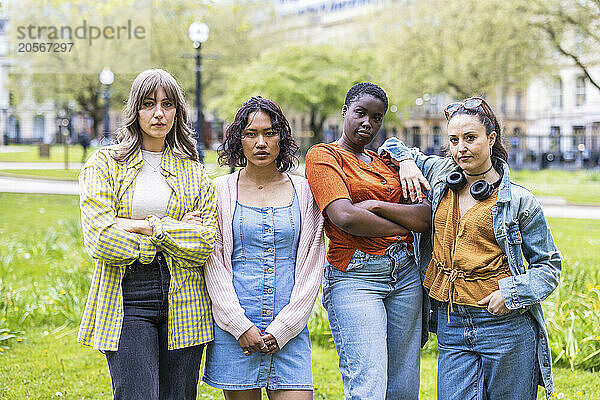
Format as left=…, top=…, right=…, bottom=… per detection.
left=214, top=44, right=373, bottom=144
left=370, top=0, right=547, bottom=105
left=529, top=0, right=600, bottom=90
left=8, top=0, right=270, bottom=138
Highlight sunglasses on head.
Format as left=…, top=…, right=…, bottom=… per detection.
left=443, top=97, right=494, bottom=125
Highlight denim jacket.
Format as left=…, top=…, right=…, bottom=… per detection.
left=379, top=137, right=561, bottom=398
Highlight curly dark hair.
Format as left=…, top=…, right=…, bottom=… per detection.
left=219, top=96, right=299, bottom=172
left=344, top=82, right=389, bottom=113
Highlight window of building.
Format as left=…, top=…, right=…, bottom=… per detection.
left=551, top=77, right=563, bottom=109
left=575, top=76, right=586, bottom=107
left=33, top=116, right=45, bottom=140
left=515, top=91, right=522, bottom=114
left=592, top=122, right=600, bottom=152
left=510, top=127, right=522, bottom=149
left=433, top=126, right=441, bottom=147
left=550, top=126, right=561, bottom=152
left=572, top=126, right=585, bottom=146
left=411, top=126, right=421, bottom=148
left=8, top=115, right=20, bottom=140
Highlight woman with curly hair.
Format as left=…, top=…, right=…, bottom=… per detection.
left=203, top=96, right=326, bottom=400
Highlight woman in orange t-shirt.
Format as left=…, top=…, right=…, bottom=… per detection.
left=305, top=82, right=431, bottom=400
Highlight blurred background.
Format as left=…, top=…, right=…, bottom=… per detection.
left=1, top=0, right=599, bottom=169
left=1, top=1, right=599, bottom=399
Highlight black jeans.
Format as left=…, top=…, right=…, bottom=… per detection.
left=105, top=253, right=204, bottom=400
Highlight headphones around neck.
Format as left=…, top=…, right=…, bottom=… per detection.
left=446, top=170, right=501, bottom=201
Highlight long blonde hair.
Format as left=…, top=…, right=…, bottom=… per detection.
left=112, top=69, right=198, bottom=162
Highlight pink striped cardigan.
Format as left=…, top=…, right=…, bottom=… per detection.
left=204, top=171, right=326, bottom=348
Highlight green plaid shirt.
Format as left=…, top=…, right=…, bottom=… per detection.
left=77, top=145, right=217, bottom=351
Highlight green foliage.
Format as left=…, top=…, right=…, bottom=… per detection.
left=213, top=44, right=371, bottom=143
left=528, top=0, right=600, bottom=90
left=541, top=218, right=600, bottom=371
left=0, top=195, right=90, bottom=341
left=371, top=0, right=547, bottom=105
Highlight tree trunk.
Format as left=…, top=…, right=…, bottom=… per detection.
left=309, top=109, right=326, bottom=145
left=76, top=80, right=103, bottom=139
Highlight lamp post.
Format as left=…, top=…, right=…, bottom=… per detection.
left=99, top=67, right=114, bottom=144
left=2, top=107, right=7, bottom=146
left=188, top=22, right=209, bottom=163
left=58, top=108, right=70, bottom=169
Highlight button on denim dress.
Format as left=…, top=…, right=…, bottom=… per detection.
left=203, top=189, right=313, bottom=390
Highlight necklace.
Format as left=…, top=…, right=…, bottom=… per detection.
left=142, top=152, right=162, bottom=173
left=241, top=170, right=280, bottom=190
left=464, top=164, right=493, bottom=176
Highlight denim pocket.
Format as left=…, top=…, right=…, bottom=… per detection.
left=507, top=225, right=522, bottom=245
left=345, top=249, right=367, bottom=272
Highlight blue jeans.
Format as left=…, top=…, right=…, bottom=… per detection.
left=105, top=253, right=204, bottom=400
left=436, top=303, right=539, bottom=400
left=322, top=243, right=422, bottom=400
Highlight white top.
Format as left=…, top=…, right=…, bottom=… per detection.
left=131, top=150, right=172, bottom=219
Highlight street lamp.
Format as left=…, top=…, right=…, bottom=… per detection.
left=99, top=67, right=114, bottom=143
left=188, top=22, right=209, bottom=163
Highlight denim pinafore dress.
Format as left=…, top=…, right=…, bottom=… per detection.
left=203, top=188, right=313, bottom=390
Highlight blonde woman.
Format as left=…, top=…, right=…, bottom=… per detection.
left=78, top=69, right=218, bottom=400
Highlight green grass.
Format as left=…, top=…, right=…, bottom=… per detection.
left=1, top=328, right=598, bottom=399
left=0, top=145, right=87, bottom=163
left=2, top=145, right=598, bottom=205
left=511, top=169, right=600, bottom=205
left=0, top=193, right=599, bottom=398
left=0, top=165, right=229, bottom=181
left=0, top=144, right=220, bottom=165
left=0, top=145, right=227, bottom=181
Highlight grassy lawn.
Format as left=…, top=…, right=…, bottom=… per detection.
left=0, top=145, right=228, bottom=181
left=1, top=328, right=597, bottom=399
left=511, top=169, right=600, bottom=205
left=0, top=145, right=87, bottom=164
left=2, top=145, right=599, bottom=205
left=0, top=145, right=220, bottom=165
left=0, top=165, right=230, bottom=181
left=1, top=193, right=599, bottom=399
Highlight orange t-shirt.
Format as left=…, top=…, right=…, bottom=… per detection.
left=305, top=142, right=413, bottom=271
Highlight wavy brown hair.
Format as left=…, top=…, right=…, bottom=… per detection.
left=112, top=69, right=198, bottom=162
left=219, top=96, right=298, bottom=172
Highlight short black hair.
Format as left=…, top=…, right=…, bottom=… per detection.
left=344, top=82, right=388, bottom=113
left=219, top=96, right=299, bottom=172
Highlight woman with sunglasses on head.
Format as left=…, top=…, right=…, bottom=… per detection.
left=202, top=97, right=325, bottom=400
left=78, top=69, right=218, bottom=399
left=379, top=97, right=561, bottom=400
left=305, top=82, right=432, bottom=400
